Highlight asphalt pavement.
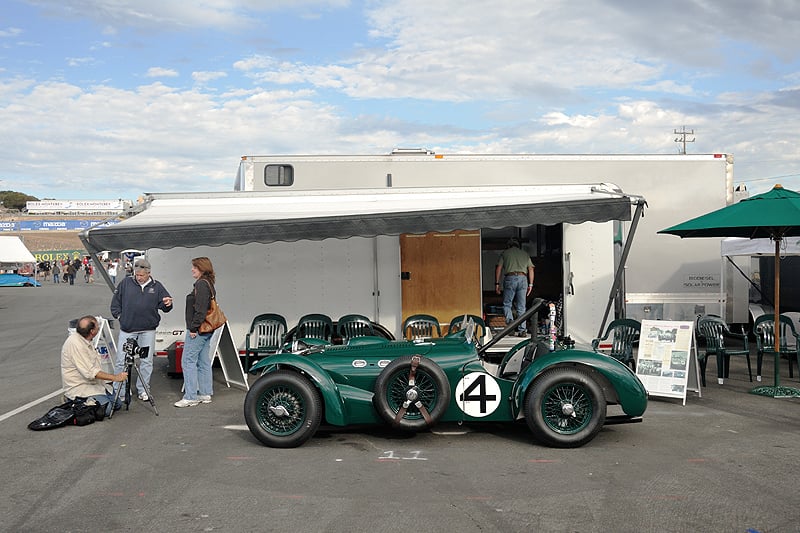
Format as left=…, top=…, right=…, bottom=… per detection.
left=1, top=280, right=799, bottom=533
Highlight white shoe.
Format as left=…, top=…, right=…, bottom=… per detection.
left=174, top=398, right=200, bottom=408
left=198, top=395, right=212, bottom=404
left=138, top=392, right=149, bottom=401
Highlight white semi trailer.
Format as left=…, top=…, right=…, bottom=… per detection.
left=82, top=151, right=744, bottom=357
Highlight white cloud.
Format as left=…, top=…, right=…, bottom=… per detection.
left=145, top=67, right=179, bottom=78
left=66, top=56, right=95, bottom=67
left=0, top=79, right=354, bottom=199
left=636, top=80, right=696, bottom=96
left=192, top=71, right=227, bottom=84
left=0, top=27, right=23, bottom=38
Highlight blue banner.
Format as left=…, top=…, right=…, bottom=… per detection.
left=0, top=220, right=119, bottom=231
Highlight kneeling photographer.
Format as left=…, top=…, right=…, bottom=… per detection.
left=110, top=259, right=172, bottom=402
left=61, top=316, right=128, bottom=416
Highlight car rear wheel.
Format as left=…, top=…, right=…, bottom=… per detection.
left=373, top=355, right=451, bottom=432
left=524, top=367, right=606, bottom=448
left=244, top=370, right=322, bottom=448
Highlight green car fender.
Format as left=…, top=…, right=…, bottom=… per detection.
left=249, top=354, right=348, bottom=426
left=512, top=349, right=647, bottom=417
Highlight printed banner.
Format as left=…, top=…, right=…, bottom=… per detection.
left=0, top=220, right=119, bottom=231
left=26, top=200, right=124, bottom=211
left=34, top=250, right=87, bottom=263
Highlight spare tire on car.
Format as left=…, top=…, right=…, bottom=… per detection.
left=372, top=355, right=451, bottom=431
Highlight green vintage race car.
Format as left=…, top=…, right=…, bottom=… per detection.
left=244, top=300, right=647, bottom=448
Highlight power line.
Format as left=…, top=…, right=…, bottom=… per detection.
left=742, top=173, right=800, bottom=183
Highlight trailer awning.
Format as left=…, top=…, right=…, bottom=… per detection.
left=81, top=184, right=636, bottom=253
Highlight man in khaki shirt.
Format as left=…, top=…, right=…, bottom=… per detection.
left=61, top=315, right=128, bottom=416
left=495, top=238, right=535, bottom=337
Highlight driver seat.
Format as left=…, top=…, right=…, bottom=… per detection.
left=498, top=339, right=543, bottom=380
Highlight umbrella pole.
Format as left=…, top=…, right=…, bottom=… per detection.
left=773, top=237, right=781, bottom=388
left=750, top=235, right=800, bottom=398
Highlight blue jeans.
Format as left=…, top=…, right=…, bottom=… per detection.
left=181, top=332, right=213, bottom=401
left=115, top=330, right=156, bottom=396
left=502, top=275, right=528, bottom=332
left=76, top=392, right=122, bottom=417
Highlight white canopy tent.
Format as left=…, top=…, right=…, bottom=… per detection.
left=0, top=236, right=36, bottom=267
left=721, top=237, right=800, bottom=257
left=0, top=236, right=38, bottom=286
left=720, top=237, right=800, bottom=323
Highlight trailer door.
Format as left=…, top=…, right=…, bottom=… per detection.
left=562, top=222, right=616, bottom=345
left=399, top=230, right=482, bottom=331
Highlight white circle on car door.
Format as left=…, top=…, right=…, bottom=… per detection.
left=455, top=372, right=501, bottom=417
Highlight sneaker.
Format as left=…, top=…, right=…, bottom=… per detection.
left=174, top=398, right=200, bottom=408
left=516, top=331, right=528, bottom=337
left=138, top=392, right=149, bottom=402
left=198, top=395, right=212, bottom=404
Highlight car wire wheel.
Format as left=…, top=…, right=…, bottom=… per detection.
left=540, top=381, right=593, bottom=434
left=244, top=370, right=322, bottom=448
left=524, top=367, right=606, bottom=448
left=259, top=386, right=306, bottom=434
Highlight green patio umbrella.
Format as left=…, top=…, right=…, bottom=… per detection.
left=659, top=184, right=800, bottom=397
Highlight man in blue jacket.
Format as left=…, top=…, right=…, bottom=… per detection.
left=110, top=259, right=173, bottom=401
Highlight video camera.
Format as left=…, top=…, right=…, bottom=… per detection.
left=122, top=337, right=149, bottom=364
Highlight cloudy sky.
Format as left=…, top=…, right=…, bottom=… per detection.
left=2, top=0, right=799, bottom=201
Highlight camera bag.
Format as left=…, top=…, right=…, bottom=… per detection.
left=27, top=398, right=105, bottom=431
left=27, top=405, right=75, bottom=431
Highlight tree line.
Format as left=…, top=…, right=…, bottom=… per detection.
left=0, top=191, right=40, bottom=211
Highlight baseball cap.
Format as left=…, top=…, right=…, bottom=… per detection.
left=134, top=259, right=151, bottom=271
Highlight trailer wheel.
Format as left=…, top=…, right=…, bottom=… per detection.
left=244, top=370, right=322, bottom=448
left=524, top=367, right=606, bottom=448
left=373, top=355, right=451, bottom=432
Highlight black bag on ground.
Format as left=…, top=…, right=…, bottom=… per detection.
left=28, top=398, right=105, bottom=431
left=28, top=404, right=76, bottom=431
left=71, top=399, right=104, bottom=426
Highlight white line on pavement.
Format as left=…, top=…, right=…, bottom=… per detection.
left=0, top=389, right=65, bottom=423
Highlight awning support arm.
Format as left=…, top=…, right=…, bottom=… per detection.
left=79, top=233, right=116, bottom=293
left=597, top=197, right=646, bottom=338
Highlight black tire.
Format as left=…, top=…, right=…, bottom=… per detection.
left=244, top=370, right=322, bottom=448
left=372, top=355, right=451, bottom=432
left=524, top=367, right=606, bottom=448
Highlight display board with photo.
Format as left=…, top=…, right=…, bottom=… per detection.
left=635, top=320, right=699, bottom=403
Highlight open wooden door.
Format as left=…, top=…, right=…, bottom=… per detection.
left=399, top=230, right=482, bottom=331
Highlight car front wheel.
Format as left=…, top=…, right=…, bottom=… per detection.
left=244, top=370, right=322, bottom=448
left=524, top=367, right=606, bottom=448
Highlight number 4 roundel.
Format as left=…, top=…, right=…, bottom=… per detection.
left=455, top=372, right=501, bottom=417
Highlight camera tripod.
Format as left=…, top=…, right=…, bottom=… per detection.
left=109, top=352, right=159, bottom=418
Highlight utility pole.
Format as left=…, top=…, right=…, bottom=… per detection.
left=674, top=126, right=695, bottom=154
